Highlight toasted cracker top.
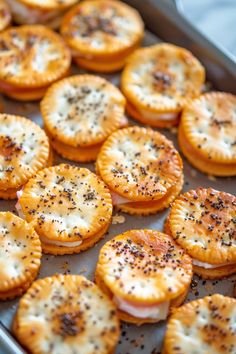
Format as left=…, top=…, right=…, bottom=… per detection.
left=61, top=0, right=144, bottom=56
left=0, top=25, right=71, bottom=88
left=0, top=114, right=49, bottom=190
left=19, top=164, right=112, bottom=242
left=169, top=188, right=236, bottom=264
left=97, top=126, right=183, bottom=201
left=121, top=43, right=205, bottom=113
left=0, top=212, right=41, bottom=292
left=181, top=92, right=236, bottom=163
left=96, top=229, right=192, bottom=304
left=41, top=75, right=126, bottom=147
left=0, top=0, right=11, bottom=32
left=14, top=275, right=120, bottom=354
left=164, top=294, right=236, bottom=354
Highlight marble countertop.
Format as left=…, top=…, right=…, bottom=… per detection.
left=180, top=0, right=236, bottom=58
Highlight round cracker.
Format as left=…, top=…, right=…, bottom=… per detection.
left=1, top=276, right=36, bottom=300
left=193, top=263, right=236, bottom=280
left=41, top=75, right=126, bottom=147
left=163, top=294, right=236, bottom=354
left=96, top=126, right=183, bottom=202
left=0, top=0, right=11, bottom=32
left=169, top=188, right=236, bottom=264
left=118, top=174, right=183, bottom=215
left=121, top=43, right=205, bottom=116
left=95, top=229, right=192, bottom=304
left=61, top=0, right=144, bottom=57
left=13, top=275, right=120, bottom=354
left=74, top=54, right=130, bottom=73
left=0, top=114, right=50, bottom=190
left=0, top=25, right=71, bottom=88
left=1, top=85, right=50, bottom=101
left=0, top=146, right=53, bottom=200
left=125, top=100, right=179, bottom=128
left=180, top=92, right=236, bottom=164
left=96, top=267, right=188, bottom=325
left=48, top=132, right=102, bottom=162
left=41, top=224, right=109, bottom=255
left=18, top=164, right=112, bottom=245
left=0, top=212, right=41, bottom=300
left=0, top=186, right=20, bottom=200
left=178, top=123, right=236, bottom=176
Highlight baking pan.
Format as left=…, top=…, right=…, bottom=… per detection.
left=0, top=1, right=235, bottom=353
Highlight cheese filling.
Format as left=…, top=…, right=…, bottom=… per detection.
left=6, top=0, right=61, bottom=24
left=111, top=191, right=132, bottom=205
left=138, top=107, right=178, bottom=122
left=193, top=259, right=236, bottom=269
left=111, top=190, right=170, bottom=206
left=111, top=191, right=166, bottom=205
left=16, top=190, right=25, bottom=219
left=114, top=296, right=170, bottom=320
left=40, top=235, right=83, bottom=247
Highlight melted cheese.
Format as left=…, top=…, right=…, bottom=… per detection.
left=110, top=191, right=131, bottom=205
left=193, top=259, right=236, bottom=269
left=40, top=235, right=82, bottom=248
left=114, top=296, right=169, bottom=320
left=16, top=190, right=25, bottom=219
left=138, top=108, right=178, bottom=121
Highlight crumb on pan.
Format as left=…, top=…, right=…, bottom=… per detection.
left=112, top=214, right=126, bottom=224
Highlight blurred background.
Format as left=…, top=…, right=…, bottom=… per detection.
left=180, top=0, right=236, bottom=58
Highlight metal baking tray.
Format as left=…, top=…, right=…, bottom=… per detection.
left=0, top=1, right=235, bottom=353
